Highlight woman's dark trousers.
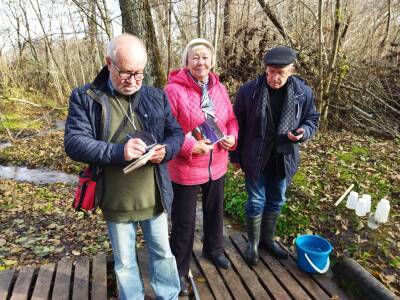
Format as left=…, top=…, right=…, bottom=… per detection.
left=170, top=176, right=225, bottom=276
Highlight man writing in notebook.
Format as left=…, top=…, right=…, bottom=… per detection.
left=64, top=34, right=183, bottom=299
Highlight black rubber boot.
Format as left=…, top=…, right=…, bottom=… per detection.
left=245, top=215, right=262, bottom=265
left=259, top=212, right=288, bottom=260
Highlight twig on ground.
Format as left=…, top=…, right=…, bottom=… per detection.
left=334, top=184, right=355, bottom=207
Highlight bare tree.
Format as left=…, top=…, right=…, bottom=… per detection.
left=321, top=0, right=342, bottom=121
left=223, top=0, right=233, bottom=57
left=213, top=0, right=220, bottom=64
left=197, top=0, right=203, bottom=37
left=119, top=0, right=166, bottom=87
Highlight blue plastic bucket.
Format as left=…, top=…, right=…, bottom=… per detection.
left=295, top=235, right=333, bottom=274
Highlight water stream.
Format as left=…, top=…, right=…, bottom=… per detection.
left=0, top=165, right=77, bottom=185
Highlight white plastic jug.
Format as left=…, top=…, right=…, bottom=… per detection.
left=346, top=191, right=358, bottom=209
left=375, top=199, right=390, bottom=223
left=355, top=197, right=368, bottom=216
left=362, top=194, right=372, bottom=213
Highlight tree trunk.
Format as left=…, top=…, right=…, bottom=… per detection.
left=322, top=0, right=342, bottom=122
left=172, top=6, right=188, bottom=43
left=95, top=0, right=113, bottom=39
left=119, top=0, right=166, bottom=87
left=223, top=0, right=233, bottom=57
left=213, top=0, right=220, bottom=65
left=317, top=0, right=324, bottom=112
left=197, top=0, right=203, bottom=37
left=256, top=0, right=293, bottom=46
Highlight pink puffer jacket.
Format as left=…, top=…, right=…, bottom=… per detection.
left=165, top=68, right=239, bottom=185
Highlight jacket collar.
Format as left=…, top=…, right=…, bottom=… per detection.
left=91, top=66, right=114, bottom=95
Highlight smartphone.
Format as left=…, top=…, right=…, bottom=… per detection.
left=291, top=129, right=302, bottom=136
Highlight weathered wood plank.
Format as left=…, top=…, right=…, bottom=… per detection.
left=230, top=234, right=291, bottom=300
left=312, top=273, right=350, bottom=300
left=137, top=246, right=156, bottom=299
left=190, top=255, right=214, bottom=300
left=223, top=236, right=271, bottom=300
left=31, top=263, right=56, bottom=300
left=92, top=253, right=107, bottom=300
left=258, top=246, right=312, bottom=299
left=52, top=257, right=73, bottom=300
left=193, top=237, right=233, bottom=300
left=216, top=253, right=252, bottom=300
left=275, top=246, right=331, bottom=300
left=278, top=242, right=350, bottom=300
left=0, top=269, right=15, bottom=299
left=72, top=256, right=90, bottom=300
left=10, top=267, right=34, bottom=300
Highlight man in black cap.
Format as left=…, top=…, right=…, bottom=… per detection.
left=230, top=46, right=320, bottom=265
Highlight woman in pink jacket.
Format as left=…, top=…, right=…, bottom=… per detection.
left=165, top=38, right=239, bottom=296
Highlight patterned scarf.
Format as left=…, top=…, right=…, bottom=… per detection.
left=189, top=72, right=215, bottom=119
left=258, top=76, right=296, bottom=137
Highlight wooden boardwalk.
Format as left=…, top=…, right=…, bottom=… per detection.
left=0, top=232, right=349, bottom=300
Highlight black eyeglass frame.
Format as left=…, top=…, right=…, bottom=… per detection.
left=110, top=59, right=145, bottom=81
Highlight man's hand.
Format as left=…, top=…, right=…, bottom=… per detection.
left=149, top=144, right=166, bottom=163
left=220, top=135, right=235, bottom=150
left=287, top=128, right=305, bottom=142
left=192, top=139, right=214, bottom=154
left=124, top=138, right=147, bottom=161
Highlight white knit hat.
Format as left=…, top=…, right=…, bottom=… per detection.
left=181, top=38, right=216, bottom=67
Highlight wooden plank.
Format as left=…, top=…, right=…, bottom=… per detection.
left=0, top=269, right=15, bottom=299
left=230, top=234, right=291, bottom=300
left=92, top=253, right=107, bottom=300
left=257, top=245, right=312, bottom=299
left=10, top=267, right=34, bottom=300
left=137, top=246, right=155, bottom=299
left=279, top=242, right=350, bottom=300
left=72, top=256, right=90, bottom=300
left=273, top=244, right=331, bottom=300
left=192, top=237, right=233, bottom=300
left=189, top=255, right=214, bottom=300
left=223, top=236, right=271, bottom=300
left=217, top=251, right=252, bottom=300
left=31, top=263, right=56, bottom=300
left=312, top=274, right=350, bottom=300
left=52, top=257, right=73, bottom=300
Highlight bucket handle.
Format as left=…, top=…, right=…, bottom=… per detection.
left=304, top=253, right=330, bottom=274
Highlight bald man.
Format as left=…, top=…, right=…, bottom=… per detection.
left=65, top=34, right=183, bottom=299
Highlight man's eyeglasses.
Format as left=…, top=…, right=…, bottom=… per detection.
left=110, top=59, right=145, bottom=81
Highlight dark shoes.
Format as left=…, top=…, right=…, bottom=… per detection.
left=179, top=276, right=190, bottom=297
left=203, top=252, right=231, bottom=269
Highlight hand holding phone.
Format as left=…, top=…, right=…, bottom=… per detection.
left=291, top=129, right=302, bottom=136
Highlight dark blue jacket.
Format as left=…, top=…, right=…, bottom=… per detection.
left=230, top=74, right=320, bottom=185
left=64, top=66, right=184, bottom=214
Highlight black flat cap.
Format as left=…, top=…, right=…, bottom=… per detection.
left=263, top=46, right=297, bottom=67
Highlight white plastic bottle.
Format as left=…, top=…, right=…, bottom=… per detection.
left=355, top=197, right=368, bottom=216
left=346, top=191, right=358, bottom=209
left=375, top=199, right=390, bottom=223
left=362, top=194, right=372, bottom=213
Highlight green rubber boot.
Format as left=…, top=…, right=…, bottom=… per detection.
left=245, top=215, right=262, bottom=265
left=259, top=212, right=288, bottom=260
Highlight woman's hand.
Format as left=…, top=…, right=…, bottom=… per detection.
left=220, top=135, right=235, bottom=150
left=192, top=139, right=214, bottom=154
